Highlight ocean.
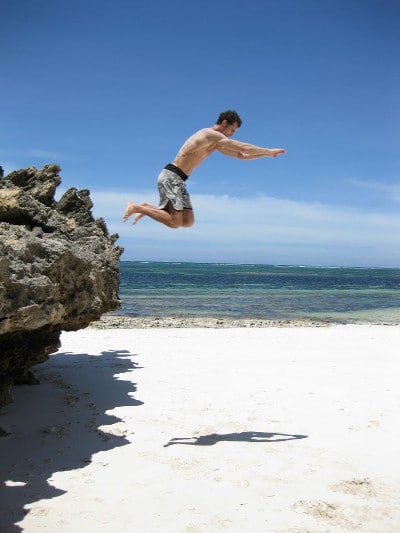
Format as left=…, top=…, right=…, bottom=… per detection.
left=114, top=262, right=400, bottom=324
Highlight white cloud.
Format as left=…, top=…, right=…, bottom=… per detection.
left=87, top=189, right=400, bottom=267
left=351, top=179, right=400, bottom=202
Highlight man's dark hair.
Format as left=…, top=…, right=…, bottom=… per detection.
left=216, top=110, right=242, bottom=127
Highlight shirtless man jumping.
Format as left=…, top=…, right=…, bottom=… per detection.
left=123, top=110, right=285, bottom=228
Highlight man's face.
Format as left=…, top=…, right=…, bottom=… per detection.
left=221, top=120, right=239, bottom=137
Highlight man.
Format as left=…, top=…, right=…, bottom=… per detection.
left=123, top=110, right=285, bottom=228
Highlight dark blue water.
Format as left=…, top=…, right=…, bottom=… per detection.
left=114, top=262, right=400, bottom=323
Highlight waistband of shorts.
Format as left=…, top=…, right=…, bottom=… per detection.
left=164, top=163, right=189, bottom=181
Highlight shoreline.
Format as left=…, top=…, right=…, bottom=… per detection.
left=89, top=314, right=398, bottom=329
left=89, top=315, right=332, bottom=329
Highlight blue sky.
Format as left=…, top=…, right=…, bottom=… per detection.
left=1, top=0, right=399, bottom=266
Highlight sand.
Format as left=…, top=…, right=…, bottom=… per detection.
left=1, top=324, right=400, bottom=532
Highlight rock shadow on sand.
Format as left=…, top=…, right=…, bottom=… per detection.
left=164, top=431, right=308, bottom=447
left=0, top=348, right=143, bottom=532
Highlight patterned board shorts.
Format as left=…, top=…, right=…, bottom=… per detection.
left=158, top=168, right=192, bottom=211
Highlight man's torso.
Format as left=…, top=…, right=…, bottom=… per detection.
left=172, top=128, right=223, bottom=175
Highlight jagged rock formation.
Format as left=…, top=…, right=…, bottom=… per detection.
left=0, top=165, right=123, bottom=408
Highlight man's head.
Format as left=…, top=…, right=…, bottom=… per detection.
left=216, top=110, right=242, bottom=127
left=215, top=110, right=242, bottom=137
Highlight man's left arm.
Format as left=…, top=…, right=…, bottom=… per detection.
left=216, top=138, right=285, bottom=160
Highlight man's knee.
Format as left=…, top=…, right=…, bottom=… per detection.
left=169, top=213, right=183, bottom=229
left=168, top=220, right=182, bottom=229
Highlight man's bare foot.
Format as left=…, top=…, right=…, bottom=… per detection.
left=123, top=201, right=140, bottom=222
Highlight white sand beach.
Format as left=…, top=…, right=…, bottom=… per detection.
left=1, top=324, right=400, bottom=532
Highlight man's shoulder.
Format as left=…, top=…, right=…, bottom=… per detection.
left=193, top=127, right=225, bottom=141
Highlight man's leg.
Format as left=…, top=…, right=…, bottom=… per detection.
left=182, top=208, right=194, bottom=227
left=123, top=201, right=184, bottom=228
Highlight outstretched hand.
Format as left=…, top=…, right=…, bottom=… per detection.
left=271, top=149, right=286, bottom=157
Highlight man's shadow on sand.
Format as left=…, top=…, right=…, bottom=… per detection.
left=164, top=431, right=308, bottom=447
left=0, top=348, right=143, bottom=533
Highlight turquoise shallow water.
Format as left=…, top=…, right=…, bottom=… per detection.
left=114, top=262, right=400, bottom=324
